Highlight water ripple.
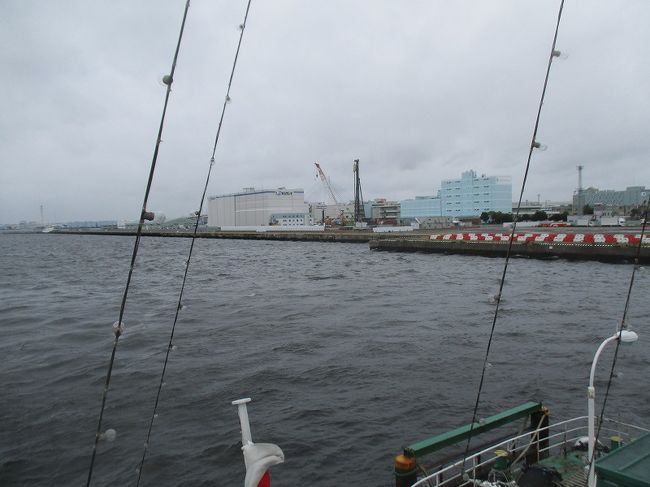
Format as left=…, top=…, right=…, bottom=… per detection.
left=0, top=234, right=648, bottom=486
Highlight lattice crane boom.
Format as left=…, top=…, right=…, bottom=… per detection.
left=314, top=161, right=339, bottom=204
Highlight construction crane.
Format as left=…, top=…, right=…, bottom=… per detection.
left=314, top=161, right=339, bottom=204
left=353, top=159, right=365, bottom=223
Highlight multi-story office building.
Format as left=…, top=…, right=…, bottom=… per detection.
left=400, top=170, right=512, bottom=220
left=207, top=187, right=309, bottom=227
left=440, top=170, right=511, bottom=217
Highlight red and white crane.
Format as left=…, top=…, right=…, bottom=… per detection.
left=314, top=161, right=339, bottom=205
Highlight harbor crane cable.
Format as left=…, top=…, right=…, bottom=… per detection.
left=85, top=1, right=191, bottom=485
left=315, top=161, right=340, bottom=205
left=587, top=200, right=649, bottom=480
left=135, top=0, right=254, bottom=485
left=459, top=0, right=565, bottom=478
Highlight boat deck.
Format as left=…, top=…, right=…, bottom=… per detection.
left=596, top=433, right=650, bottom=487
left=538, top=451, right=587, bottom=487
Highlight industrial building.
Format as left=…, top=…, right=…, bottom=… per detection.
left=368, top=199, right=400, bottom=225
left=207, top=187, right=310, bottom=227
left=573, top=186, right=648, bottom=212
left=400, top=170, right=512, bottom=221
left=400, top=194, right=442, bottom=220
left=440, top=170, right=511, bottom=217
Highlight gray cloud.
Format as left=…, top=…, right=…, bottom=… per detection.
left=1, top=0, right=649, bottom=222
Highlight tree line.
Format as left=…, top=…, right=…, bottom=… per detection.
left=480, top=210, right=569, bottom=224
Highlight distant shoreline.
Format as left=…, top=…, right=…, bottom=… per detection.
left=5, top=228, right=648, bottom=263
left=48, top=228, right=382, bottom=243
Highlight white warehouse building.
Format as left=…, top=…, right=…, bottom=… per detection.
left=207, top=187, right=310, bottom=227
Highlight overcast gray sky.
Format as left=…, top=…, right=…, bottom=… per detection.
left=1, top=0, right=649, bottom=223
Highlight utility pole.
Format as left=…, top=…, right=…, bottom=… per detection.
left=353, top=159, right=365, bottom=224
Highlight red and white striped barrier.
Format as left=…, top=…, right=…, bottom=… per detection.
left=430, top=232, right=650, bottom=245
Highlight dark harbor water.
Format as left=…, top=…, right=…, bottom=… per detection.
left=1, top=233, right=649, bottom=486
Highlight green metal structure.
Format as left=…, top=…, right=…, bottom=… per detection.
left=596, top=432, right=650, bottom=487
left=405, top=401, right=544, bottom=458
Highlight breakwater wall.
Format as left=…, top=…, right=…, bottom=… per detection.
left=369, top=236, right=650, bottom=263
left=46, top=229, right=650, bottom=263
left=52, top=229, right=392, bottom=243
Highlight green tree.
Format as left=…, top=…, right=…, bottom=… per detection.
left=583, top=204, right=594, bottom=215
left=530, top=210, right=548, bottom=221
left=630, top=207, right=643, bottom=219
left=490, top=211, right=513, bottom=224
left=549, top=211, right=568, bottom=222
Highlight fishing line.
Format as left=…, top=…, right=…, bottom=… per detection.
left=459, top=0, right=565, bottom=478
left=135, top=0, right=254, bottom=484
left=85, top=2, right=191, bottom=485
left=587, top=199, right=649, bottom=480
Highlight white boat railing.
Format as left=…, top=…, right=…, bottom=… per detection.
left=411, top=416, right=649, bottom=487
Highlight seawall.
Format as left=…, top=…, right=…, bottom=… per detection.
left=369, top=238, right=650, bottom=263
left=50, top=229, right=385, bottom=243
left=47, top=229, right=650, bottom=263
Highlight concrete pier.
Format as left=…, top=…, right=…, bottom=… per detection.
left=47, top=228, right=650, bottom=263
left=369, top=238, right=650, bottom=263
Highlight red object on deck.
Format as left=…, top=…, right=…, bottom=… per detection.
left=258, top=471, right=271, bottom=487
